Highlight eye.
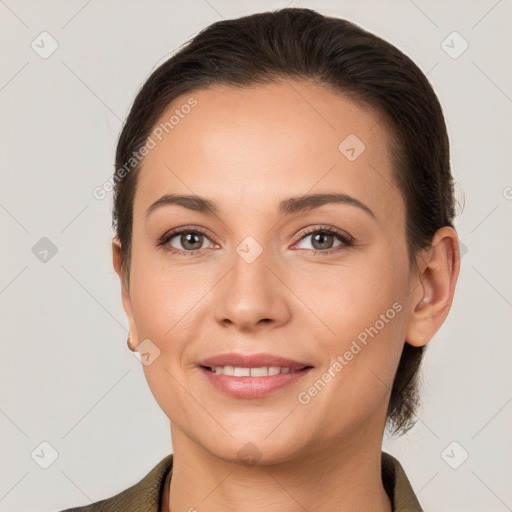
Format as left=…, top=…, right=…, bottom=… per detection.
left=158, top=228, right=216, bottom=253
left=293, top=227, right=354, bottom=254
left=157, top=225, right=354, bottom=255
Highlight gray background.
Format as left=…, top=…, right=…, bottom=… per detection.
left=1, top=0, right=511, bottom=510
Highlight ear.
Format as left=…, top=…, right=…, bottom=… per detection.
left=112, top=238, right=139, bottom=345
left=405, top=226, right=461, bottom=347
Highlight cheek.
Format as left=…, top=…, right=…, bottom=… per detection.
left=128, top=261, right=201, bottom=424
left=296, top=251, right=410, bottom=405
left=295, top=294, right=407, bottom=436
left=297, top=248, right=409, bottom=342
left=128, top=243, right=203, bottom=338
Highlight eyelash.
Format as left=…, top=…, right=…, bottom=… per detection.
left=157, top=225, right=355, bottom=256
left=294, top=225, right=355, bottom=255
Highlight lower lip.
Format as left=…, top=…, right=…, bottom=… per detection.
left=199, top=366, right=313, bottom=398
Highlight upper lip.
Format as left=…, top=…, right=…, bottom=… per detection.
left=199, top=352, right=312, bottom=369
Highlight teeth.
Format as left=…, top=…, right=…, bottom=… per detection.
left=209, top=366, right=302, bottom=376
left=222, top=365, right=234, bottom=376
left=250, top=367, right=268, bottom=377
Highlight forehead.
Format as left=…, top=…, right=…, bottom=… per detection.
left=134, top=79, right=403, bottom=223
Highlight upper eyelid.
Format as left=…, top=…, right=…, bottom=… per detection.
left=297, top=225, right=352, bottom=239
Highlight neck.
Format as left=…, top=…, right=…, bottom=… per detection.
left=167, top=427, right=392, bottom=512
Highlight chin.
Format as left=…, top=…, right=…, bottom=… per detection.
left=195, top=428, right=312, bottom=467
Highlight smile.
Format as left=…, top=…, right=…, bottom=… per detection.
left=204, top=365, right=306, bottom=376
left=197, top=353, right=313, bottom=398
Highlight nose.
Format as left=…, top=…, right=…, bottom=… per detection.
left=213, top=243, right=291, bottom=333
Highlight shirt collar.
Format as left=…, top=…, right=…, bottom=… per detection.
left=128, top=451, right=423, bottom=512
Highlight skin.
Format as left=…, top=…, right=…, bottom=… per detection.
left=112, top=79, right=460, bottom=512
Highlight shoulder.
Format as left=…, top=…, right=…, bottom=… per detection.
left=381, top=451, right=423, bottom=512
left=57, top=453, right=174, bottom=512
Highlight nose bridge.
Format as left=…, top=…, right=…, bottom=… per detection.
left=232, top=235, right=271, bottom=293
left=214, top=233, right=289, bottom=329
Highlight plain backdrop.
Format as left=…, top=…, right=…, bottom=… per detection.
left=1, top=1, right=511, bottom=511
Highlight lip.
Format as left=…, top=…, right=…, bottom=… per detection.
left=198, top=352, right=314, bottom=399
left=199, top=352, right=310, bottom=369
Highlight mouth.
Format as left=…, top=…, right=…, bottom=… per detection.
left=197, top=353, right=314, bottom=398
left=202, top=365, right=308, bottom=376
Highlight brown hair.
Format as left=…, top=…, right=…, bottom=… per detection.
left=113, top=7, right=456, bottom=435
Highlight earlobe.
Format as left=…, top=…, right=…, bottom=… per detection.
left=405, top=227, right=461, bottom=347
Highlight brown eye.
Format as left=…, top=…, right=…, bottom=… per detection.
left=293, top=227, right=354, bottom=254
left=171, top=232, right=205, bottom=251
left=310, top=232, right=336, bottom=250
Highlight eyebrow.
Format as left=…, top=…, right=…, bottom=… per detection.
left=146, top=192, right=376, bottom=220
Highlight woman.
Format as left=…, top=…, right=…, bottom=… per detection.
left=61, top=7, right=460, bottom=512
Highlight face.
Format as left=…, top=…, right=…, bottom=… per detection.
left=118, top=80, right=421, bottom=464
